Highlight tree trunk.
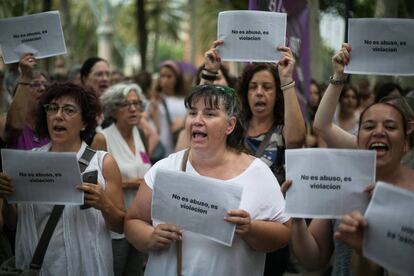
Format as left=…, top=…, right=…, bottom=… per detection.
left=43, top=0, right=52, bottom=72
left=60, top=0, right=75, bottom=67
left=137, top=0, right=147, bottom=70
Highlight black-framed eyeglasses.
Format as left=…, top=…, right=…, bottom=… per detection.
left=117, top=100, right=145, bottom=111
left=43, top=103, right=80, bottom=117
left=30, top=81, right=49, bottom=89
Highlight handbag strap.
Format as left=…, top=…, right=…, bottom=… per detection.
left=29, top=146, right=96, bottom=269
left=244, top=125, right=276, bottom=158
left=176, top=148, right=190, bottom=276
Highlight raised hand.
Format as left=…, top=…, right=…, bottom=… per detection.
left=204, top=40, right=224, bottom=73
left=19, top=53, right=37, bottom=80
left=276, top=46, right=295, bottom=86
left=334, top=210, right=367, bottom=254
left=332, top=43, right=351, bottom=79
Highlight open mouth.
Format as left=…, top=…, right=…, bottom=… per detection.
left=253, top=101, right=266, bottom=112
left=192, top=130, right=207, bottom=139
left=369, top=142, right=389, bottom=154
left=53, top=125, right=67, bottom=134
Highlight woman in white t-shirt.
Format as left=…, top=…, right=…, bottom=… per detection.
left=0, top=82, right=125, bottom=275
left=93, top=83, right=151, bottom=276
left=125, top=84, right=291, bottom=276
left=148, top=60, right=188, bottom=155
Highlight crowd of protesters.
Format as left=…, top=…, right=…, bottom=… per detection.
left=0, top=37, right=412, bottom=276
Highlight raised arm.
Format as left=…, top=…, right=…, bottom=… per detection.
left=282, top=180, right=334, bottom=270
left=200, top=40, right=224, bottom=85
left=334, top=211, right=383, bottom=275
left=125, top=182, right=182, bottom=252
left=5, top=54, right=36, bottom=143
left=313, top=43, right=357, bottom=148
left=277, top=46, right=305, bottom=148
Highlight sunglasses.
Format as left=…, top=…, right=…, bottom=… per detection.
left=196, top=84, right=236, bottom=96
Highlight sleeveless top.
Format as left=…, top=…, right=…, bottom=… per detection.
left=244, top=124, right=285, bottom=184
left=102, top=124, right=151, bottom=239
left=16, top=142, right=114, bottom=276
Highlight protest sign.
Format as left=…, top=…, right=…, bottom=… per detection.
left=217, top=10, right=286, bottom=62
left=152, top=168, right=243, bottom=246
left=285, top=148, right=376, bottom=218
left=345, top=18, right=414, bottom=76
left=1, top=149, right=83, bottom=204
left=364, top=182, right=414, bottom=276
left=0, top=11, right=67, bottom=64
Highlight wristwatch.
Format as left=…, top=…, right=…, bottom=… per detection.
left=329, top=75, right=348, bottom=85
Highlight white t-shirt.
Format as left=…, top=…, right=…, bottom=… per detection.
left=143, top=150, right=289, bottom=276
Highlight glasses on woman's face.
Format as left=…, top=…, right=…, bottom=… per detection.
left=30, top=81, right=49, bottom=89
left=43, top=103, right=80, bottom=117
left=117, top=100, right=145, bottom=111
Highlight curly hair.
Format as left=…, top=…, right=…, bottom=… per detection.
left=100, top=83, right=147, bottom=121
left=35, top=82, right=101, bottom=141
left=237, top=63, right=284, bottom=126
left=185, top=84, right=245, bottom=151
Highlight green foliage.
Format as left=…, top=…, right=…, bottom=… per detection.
left=320, top=41, right=335, bottom=82
left=320, top=0, right=375, bottom=18
left=195, top=0, right=247, bottom=53
left=156, top=39, right=184, bottom=65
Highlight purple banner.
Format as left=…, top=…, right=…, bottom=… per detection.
left=249, top=0, right=310, bottom=115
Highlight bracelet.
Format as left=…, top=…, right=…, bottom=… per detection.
left=280, top=80, right=295, bottom=91
left=201, top=69, right=217, bottom=76
left=18, top=82, right=31, bottom=86
left=203, top=67, right=218, bottom=75
left=201, top=72, right=217, bottom=81
left=329, top=75, right=347, bottom=85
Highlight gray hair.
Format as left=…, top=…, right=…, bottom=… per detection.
left=100, top=83, right=147, bottom=121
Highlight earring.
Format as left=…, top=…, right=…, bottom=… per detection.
left=81, top=127, right=85, bottom=131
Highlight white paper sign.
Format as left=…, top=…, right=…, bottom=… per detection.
left=285, top=148, right=376, bottom=218
left=151, top=169, right=243, bottom=246
left=363, top=182, right=414, bottom=276
left=0, top=11, right=67, bottom=64
left=345, top=18, right=414, bottom=76
left=1, top=149, right=83, bottom=204
left=217, top=10, right=286, bottom=62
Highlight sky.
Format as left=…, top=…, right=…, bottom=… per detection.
left=320, top=12, right=345, bottom=50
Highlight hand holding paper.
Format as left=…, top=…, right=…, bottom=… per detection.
left=332, top=43, right=351, bottom=79
left=19, top=53, right=37, bottom=81
left=334, top=210, right=368, bottom=254
left=204, top=40, right=223, bottom=73
left=345, top=18, right=414, bottom=76
left=0, top=173, right=13, bottom=198
left=148, top=224, right=182, bottom=251
left=225, top=209, right=252, bottom=237
left=277, top=46, right=295, bottom=85
left=217, top=10, right=286, bottom=62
